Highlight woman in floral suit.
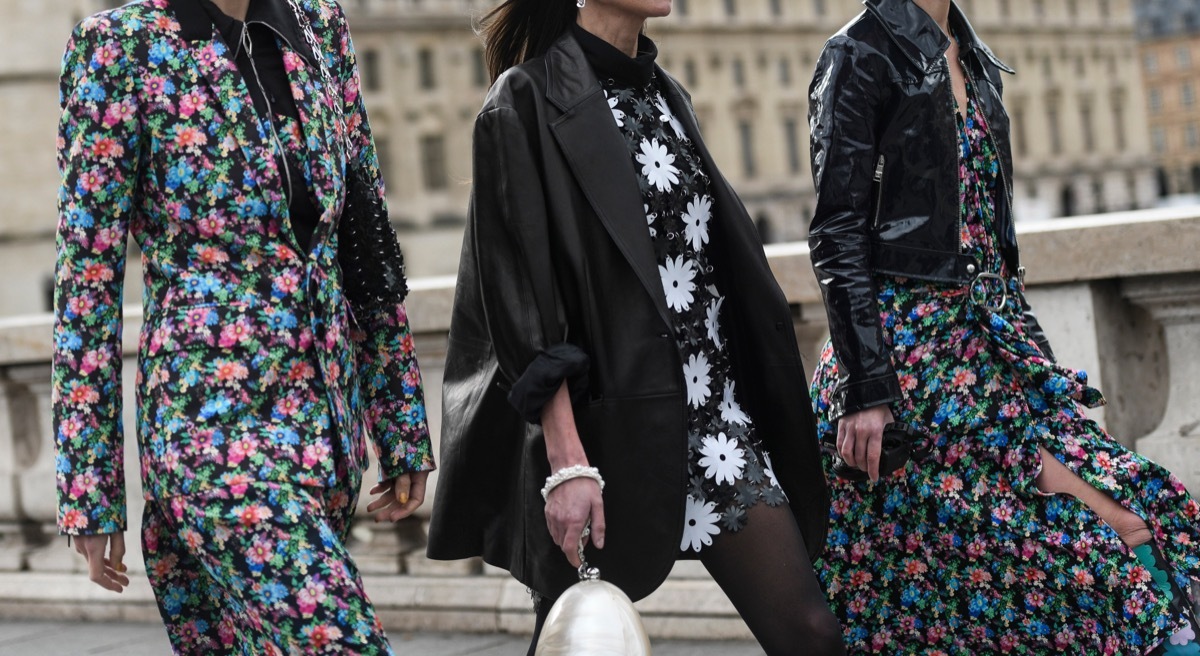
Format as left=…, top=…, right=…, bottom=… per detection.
left=53, top=0, right=433, bottom=652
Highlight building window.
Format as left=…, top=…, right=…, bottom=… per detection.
left=732, top=58, right=746, bottom=88
left=1066, top=0, right=1076, bottom=18
left=472, top=48, right=487, bottom=88
left=1187, top=123, right=1200, bottom=150
left=1099, top=0, right=1110, bottom=20
left=1047, top=104, right=1062, bottom=155
left=739, top=121, right=757, bottom=179
left=676, top=0, right=688, bottom=15
left=1178, top=45, right=1193, bottom=71
left=362, top=49, right=381, bottom=92
left=1060, top=184, right=1076, bottom=217
left=999, top=0, right=1010, bottom=18
left=812, top=0, right=825, bottom=17
left=723, top=0, right=736, bottom=17
left=769, top=0, right=783, bottom=17
left=756, top=215, right=775, bottom=244
left=784, top=118, right=802, bottom=174
left=684, top=59, right=698, bottom=87
left=1092, top=179, right=1105, bottom=214
left=779, top=58, right=792, bottom=86
left=417, top=48, right=436, bottom=90
left=1183, top=82, right=1196, bottom=108
left=420, top=135, right=448, bottom=190
left=1111, top=94, right=1127, bottom=151
left=1032, top=0, right=1044, bottom=19
left=1152, top=127, right=1168, bottom=154
left=1080, top=103, right=1095, bottom=153
left=1149, top=88, right=1163, bottom=115
left=1144, top=53, right=1158, bottom=75
left=1012, top=105, right=1027, bottom=158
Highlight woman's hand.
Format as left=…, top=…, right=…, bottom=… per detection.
left=368, top=471, right=430, bottom=523
left=545, top=476, right=606, bottom=568
left=540, top=381, right=605, bottom=567
left=74, top=533, right=130, bottom=593
left=837, top=405, right=896, bottom=483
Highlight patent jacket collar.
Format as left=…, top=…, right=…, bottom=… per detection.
left=863, top=0, right=1014, bottom=74
left=167, top=0, right=317, bottom=64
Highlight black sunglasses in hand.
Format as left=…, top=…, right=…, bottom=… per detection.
left=821, top=422, right=930, bottom=482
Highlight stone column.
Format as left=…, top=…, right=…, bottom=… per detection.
left=0, top=376, right=26, bottom=570
left=1122, top=273, right=1200, bottom=492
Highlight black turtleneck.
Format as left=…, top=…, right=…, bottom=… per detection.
left=198, top=0, right=321, bottom=252
left=570, top=23, right=658, bottom=88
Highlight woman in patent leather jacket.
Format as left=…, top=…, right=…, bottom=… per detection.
left=428, top=0, right=844, bottom=654
left=807, top=0, right=1200, bottom=653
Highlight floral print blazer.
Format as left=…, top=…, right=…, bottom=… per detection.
left=54, top=0, right=434, bottom=535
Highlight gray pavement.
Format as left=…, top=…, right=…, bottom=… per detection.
left=0, top=621, right=764, bottom=655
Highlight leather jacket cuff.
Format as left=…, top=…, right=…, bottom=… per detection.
left=829, top=373, right=903, bottom=422
left=508, top=344, right=590, bottom=425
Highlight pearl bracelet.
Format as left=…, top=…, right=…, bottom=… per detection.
left=541, top=465, right=605, bottom=500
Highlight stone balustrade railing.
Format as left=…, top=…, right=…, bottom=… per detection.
left=1, top=207, right=1198, bottom=637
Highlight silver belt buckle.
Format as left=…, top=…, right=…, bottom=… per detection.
left=969, top=272, right=1009, bottom=312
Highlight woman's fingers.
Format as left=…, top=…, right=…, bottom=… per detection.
left=866, top=428, right=883, bottom=482
left=590, top=496, right=606, bottom=550
left=109, top=532, right=127, bottom=574
left=81, top=536, right=127, bottom=593
left=394, top=474, right=412, bottom=506
left=366, top=482, right=395, bottom=515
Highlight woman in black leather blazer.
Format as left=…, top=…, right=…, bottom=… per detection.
left=427, top=0, right=844, bottom=654
left=808, top=0, right=1200, bottom=652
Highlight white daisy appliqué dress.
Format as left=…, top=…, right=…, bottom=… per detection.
left=602, top=75, right=787, bottom=555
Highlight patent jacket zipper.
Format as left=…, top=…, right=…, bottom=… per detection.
left=872, top=154, right=886, bottom=227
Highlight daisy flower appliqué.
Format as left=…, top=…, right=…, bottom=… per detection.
left=698, top=432, right=747, bottom=485
left=682, top=194, right=712, bottom=252
left=606, top=90, right=625, bottom=128
left=705, top=295, right=725, bottom=347
left=681, top=495, right=721, bottom=552
left=682, top=352, right=712, bottom=408
left=656, top=93, right=688, bottom=141
left=718, top=380, right=751, bottom=426
left=636, top=139, right=681, bottom=193
left=659, top=255, right=697, bottom=312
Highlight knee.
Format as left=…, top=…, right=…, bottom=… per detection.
left=766, top=605, right=845, bottom=656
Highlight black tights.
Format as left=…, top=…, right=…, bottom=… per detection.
left=528, top=502, right=846, bottom=656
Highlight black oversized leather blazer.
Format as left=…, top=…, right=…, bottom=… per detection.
left=808, top=0, right=1054, bottom=420
left=427, top=30, right=829, bottom=601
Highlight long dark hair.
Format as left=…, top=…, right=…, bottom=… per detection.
left=480, top=0, right=578, bottom=83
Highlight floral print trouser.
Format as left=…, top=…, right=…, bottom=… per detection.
left=143, top=481, right=391, bottom=655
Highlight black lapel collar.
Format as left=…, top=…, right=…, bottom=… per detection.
left=544, top=31, right=673, bottom=330
left=862, top=0, right=1013, bottom=74
left=243, top=0, right=319, bottom=66
left=168, top=0, right=317, bottom=65
left=166, top=0, right=212, bottom=40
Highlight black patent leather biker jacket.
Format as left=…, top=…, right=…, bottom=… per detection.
left=808, top=0, right=1054, bottom=420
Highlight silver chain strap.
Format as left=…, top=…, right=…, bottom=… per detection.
left=282, top=0, right=349, bottom=151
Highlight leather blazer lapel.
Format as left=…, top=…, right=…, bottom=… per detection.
left=545, top=33, right=672, bottom=329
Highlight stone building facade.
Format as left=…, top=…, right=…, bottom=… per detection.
left=1136, top=0, right=1200, bottom=197
left=0, top=0, right=1161, bottom=315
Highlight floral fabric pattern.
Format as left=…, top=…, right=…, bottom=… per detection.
left=603, top=76, right=784, bottom=555
left=143, top=481, right=393, bottom=654
left=54, top=0, right=434, bottom=536
left=810, top=90, right=1200, bottom=654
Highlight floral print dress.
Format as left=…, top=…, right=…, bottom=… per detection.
left=600, top=69, right=786, bottom=556
left=810, top=85, right=1200, bottom=654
